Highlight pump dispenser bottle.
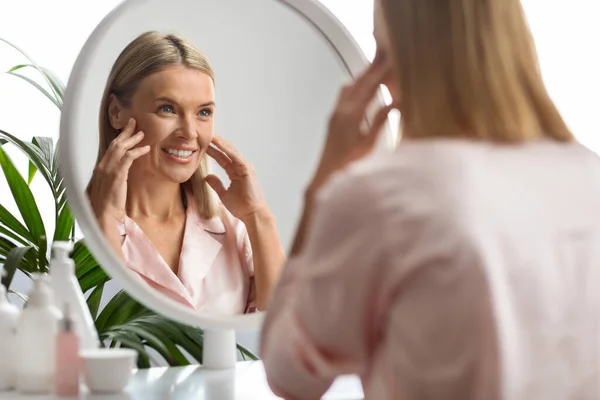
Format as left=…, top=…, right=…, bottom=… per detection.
left=49, top=241, right=99, bottom=350
left=15, top=274, right=62, bottom=394
left=0, top=270, right=20, bottom=391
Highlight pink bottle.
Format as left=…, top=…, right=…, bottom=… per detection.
left=54, top=304, right=80, bottom=397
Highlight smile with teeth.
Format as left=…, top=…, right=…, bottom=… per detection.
left=161, top=148, right=196, bottom=159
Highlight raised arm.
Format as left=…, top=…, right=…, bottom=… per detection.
left=204, top=135, right=285, bottom=310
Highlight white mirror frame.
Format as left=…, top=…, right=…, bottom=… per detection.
left=60, top=0, right=393, bottom=339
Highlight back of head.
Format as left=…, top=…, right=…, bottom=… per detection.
left=379, top=0, right=574, bottom=143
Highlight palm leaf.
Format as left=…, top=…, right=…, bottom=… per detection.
left=95, top=290, right=147, bottom=333
left=5, top=72, right=61, bottom=109
left=0, top=130, right=55, bottom=199
left=38, top=235, right=48, bottom=273
left=1, top=245, right=35, bottom=289
left=27, top=162, right=37, bottom=185
left=0, top=237, right=36, bottom=272
left=0, top=146, right=46, bottom=245
left=0, top=39, right=62, bottom=106
left=31, top=137, right=54, bottom=187
left=237, top=343, right=259, bottom=361
left=86, top=283, right=104, bottom=320
left=54, top=203, right=74, bottom=242
left=101, top=313, right=201, bottom=367
left=0, top=205, right=34, bottom=246
left=7, top=64, right=65, bottom=100
left=102, top=331, right=152, bottom=368
left=8, top=289, right=28, bottom=304
left=78, top=267, right=110, bottom=293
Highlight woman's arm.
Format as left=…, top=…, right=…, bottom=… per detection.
left=97, top=215, right=126, bottom=263
left=240, top=208, right=286, bottom=311
left=260, top=170, right=390, bottom=399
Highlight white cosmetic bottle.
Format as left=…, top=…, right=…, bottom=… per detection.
left=15, top=274, right=62, bottom=394
left=0, top=277, right=20, bottom=391
left=49, top=241, right=99, bottom=350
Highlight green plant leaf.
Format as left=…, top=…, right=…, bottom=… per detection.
left=6, top=72, right=61, bottom=109
left=0, top=236, right=36, bottom=272
left=137, top=318, right=193, bottom=365
left=38, top=235, right=47, bottom=273
left=155, top=322, right=204, bottom=364
left=71, top=240, right=104, bottom=281
left=78, top=267, right=110, bottom=293
left=52, top=137, right=61, bottom=178
left=54, top=203, right=74, bottom=242
left=237, top=343, right=259, bottom=361
left=95, top=291, right=147, bottom=333
left=27, top=162, right=37, bottom=185
left=113, top=325, right=175, bottom=364
left=8, top=289, right=28, bottom=304
left=101, top=331, right=152, bottom=368
left=86, top=283, right=104, bottom=320
left=0, top=130, right=56, bottom=199
left=0, top=39, right=62, bottom=106
left=32, top=137, right=54, bottom=175
left=1, top=246, right=35, bottom=289
left=7, top=64, right=65, bottom=100
left=0, top=146, right=48, bottom=245
left=0, top=214, right=32, bottom=247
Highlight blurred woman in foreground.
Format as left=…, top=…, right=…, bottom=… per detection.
left=261, top=0, right=600, bottom=398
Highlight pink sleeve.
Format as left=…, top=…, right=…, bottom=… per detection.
left=260, top=170, right=391, bottom=399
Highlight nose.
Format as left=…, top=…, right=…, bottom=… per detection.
left=177, top=114, right=198, bottom=141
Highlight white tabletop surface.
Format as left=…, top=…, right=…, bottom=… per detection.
left=0, top=361, right=364, bottom=400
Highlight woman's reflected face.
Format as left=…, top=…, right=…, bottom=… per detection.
left=112, top=65, right=215, bottom=183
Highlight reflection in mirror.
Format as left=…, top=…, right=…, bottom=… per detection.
left=86, top=31, right=285, bottom=316
left=62, top=0, right=392, bottom=327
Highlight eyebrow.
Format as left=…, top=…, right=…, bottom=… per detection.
left=154, top=96, right=215, bottom=108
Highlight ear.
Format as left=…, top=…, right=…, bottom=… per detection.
left=107, top=94, right=130, bottom=130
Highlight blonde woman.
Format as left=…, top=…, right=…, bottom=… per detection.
left=87, top=32, right=285, bottom=315
left=261, top=0, right=600, bottom=398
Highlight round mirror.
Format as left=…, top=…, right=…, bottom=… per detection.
left=60, top=0, right=394, bottom=366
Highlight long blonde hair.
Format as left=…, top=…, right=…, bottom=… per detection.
left=380, top=0, right=574, bottom=142
left=96, top=31, right=219, bottom=218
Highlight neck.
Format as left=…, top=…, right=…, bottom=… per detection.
left=126, top=173, right=185, bottom=221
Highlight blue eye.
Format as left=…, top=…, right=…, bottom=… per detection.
left=159, top=105, right=174, bottom=113
left=199, top=109, right=213, bottom=117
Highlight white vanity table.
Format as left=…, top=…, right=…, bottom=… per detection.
left=0, top=362, right=364, bottom=400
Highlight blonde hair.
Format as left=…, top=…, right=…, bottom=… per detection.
left=380, top=0, right=574, bottom=142
left=96, top=31, right=219, bottom=218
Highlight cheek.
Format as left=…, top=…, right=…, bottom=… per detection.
left=135, top=114, right=173, bottom=145
left=197, top=121, right=214, bottom=146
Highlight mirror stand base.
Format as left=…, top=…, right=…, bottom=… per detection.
left=202, top=328, right=237, bottom=369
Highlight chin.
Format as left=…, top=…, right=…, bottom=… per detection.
left=160, top=168, right=197, bottom=184
left=171, top=173, right=196, bottom=184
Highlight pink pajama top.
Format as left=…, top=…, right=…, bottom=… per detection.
left=118, top=194, right=257, bottom=315
left=261, top=139, right=600, bottom=400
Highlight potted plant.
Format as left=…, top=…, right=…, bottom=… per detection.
left=0, top=38, right=257, bottom=367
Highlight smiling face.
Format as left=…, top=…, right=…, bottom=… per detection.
left=108, top=65, right=215, bottom=183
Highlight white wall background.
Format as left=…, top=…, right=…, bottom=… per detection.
left=1, top=0, right=599, bottom=358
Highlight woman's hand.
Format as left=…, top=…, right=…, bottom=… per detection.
left=309, top=55, right=394, bottom=193
left=204, top=136, right=269, bottom=222
left=88, top=118, right=150, bottom=225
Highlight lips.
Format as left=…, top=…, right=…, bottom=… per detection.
left=161, top=148, right=197, bottom=159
